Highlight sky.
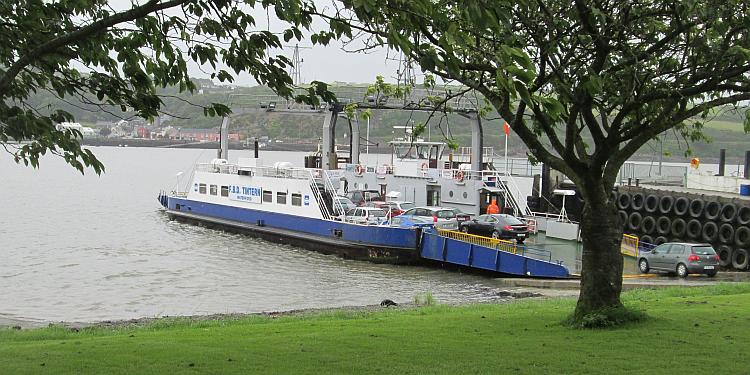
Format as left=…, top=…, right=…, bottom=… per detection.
left=107, top=0, right=413, bottom=87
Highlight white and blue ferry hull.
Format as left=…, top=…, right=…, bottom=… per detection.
left=163, top=195, right=422, bottom=264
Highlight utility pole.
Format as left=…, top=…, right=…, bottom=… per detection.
left=287, top=44, right=312, bottom=85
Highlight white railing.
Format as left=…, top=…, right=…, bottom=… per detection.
left=487, top=155, right=543, bottom=177
left=322, top=170, right=346, bottom=218
left=456, top=146, right=495, bottom=158
left=195, top=163, right=312, bottom=180
left=307, top=170, right=332, bottom=220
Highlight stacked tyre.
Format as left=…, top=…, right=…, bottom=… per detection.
left=615, top=189, right=750, bottom=271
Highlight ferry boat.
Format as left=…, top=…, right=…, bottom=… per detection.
left=158, top=105, right=536, bottom=264
left=158, top=157, right=424, bottom=264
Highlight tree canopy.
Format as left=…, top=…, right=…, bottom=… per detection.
left=318, top=0, right=750, bottom=323
left=0, top=0, right=329, bottom=173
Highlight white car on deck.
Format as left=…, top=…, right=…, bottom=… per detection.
left=401, top=206, right=459, bottom=230
left=344, top=207, right=387, bottom=225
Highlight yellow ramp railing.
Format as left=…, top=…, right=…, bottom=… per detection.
left=621, top=234, right=639, bottom=257
left=436, top=229, right=518, bottom=254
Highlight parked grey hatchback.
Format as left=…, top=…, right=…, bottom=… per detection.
left=638, top=242, right=720, bottom=278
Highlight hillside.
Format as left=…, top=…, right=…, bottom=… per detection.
left=22, top=80, right=750, bottom=163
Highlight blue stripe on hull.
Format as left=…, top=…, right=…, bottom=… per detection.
left=167, top=197, right=419, bottom=250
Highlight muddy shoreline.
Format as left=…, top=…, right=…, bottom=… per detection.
left=1, top=289, right=562, bottom=330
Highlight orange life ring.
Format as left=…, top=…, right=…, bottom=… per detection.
left=355, top=164, right=365, bottom=175
left=420, top=162, right=428, bottom=170
left=455, top=170, right=465, bottom=182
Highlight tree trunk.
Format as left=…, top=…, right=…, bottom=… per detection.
left=573, top=186, right=624, bottom=319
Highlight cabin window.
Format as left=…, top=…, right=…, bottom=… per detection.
left=209, top=185, right=218, bottom=195
left=277, top=192, right=287, bottom=204
left=263, top=190, right=273, bottom=203
left=199, top=183, right=206, bottom=194
left=291, top=193, right=302, bottom=206
left=221, top=186, right=229, bottom=197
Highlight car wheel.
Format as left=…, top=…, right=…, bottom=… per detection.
left=677, top=263, right=688, bottom=278
left=638, top=259, right=649, bottom=274
left=460, top=226, right=468, bottom=233
left=706, top=270, right=718, bottom=277
left=491, top=230, right=500, bottom=239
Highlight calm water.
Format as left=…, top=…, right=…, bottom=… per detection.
left=1, top=147, right=520, bottom=323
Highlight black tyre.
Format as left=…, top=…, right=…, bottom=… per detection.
left=460, top=226, right=469, bottom=233
left=707, top=270, right=718, bottom=277
left=656, top=216, right=671, bottom=235
left=676, top=263, right=688, bottom=278
left=617, top=192, right=631, bottom=210
left=617, top=210, right=629, bottom=229
left=631, top=193, right=645, bottom=211
left=638, top=258, right=650, bottom=274
left=718, top=223, right=735, bottom=244
left=641, top=216, right=656, bottom=234
left=720, top=203, right=737, bottom=223
left=491, top=230, right=500, bottom=239
left=670, top=218, right=687, bottom=238
left=738, top=206, right=750, bottom=226
left=717, top=245, right=733, bottom=267
left=659, top=195, right=674, bottom=214
left=705, top=201, right=721, bottom=220
left=673, top=197, right=689, bottom=216
left=702, top=222, right=719, bottom=243
left=654, top=236, right=668, bottom=245
left=735, top=226, right=750, bottom=247
left=628, top=212, right=643, bottom=232
left=644, top=194, right=659, bottom=214
left=731, top=248, right=749, bottom=270
left=689, top=199, right=705, bottom=218
left=640, top=235, right=654, bottom=245
left=686, top=219, right=702, bottom=239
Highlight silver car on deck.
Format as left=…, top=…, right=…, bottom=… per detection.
left=638, top=242, right=720, bottom=278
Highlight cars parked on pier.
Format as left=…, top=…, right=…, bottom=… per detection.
left=638, top=242, right=720, bottom=277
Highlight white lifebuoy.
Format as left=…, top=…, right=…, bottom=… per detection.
left=355, top=164, right=365, bottom=176
left=455, top=170, right=465, bottom=182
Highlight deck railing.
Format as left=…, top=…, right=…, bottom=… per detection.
left=437, top=229, right=518, bottom=254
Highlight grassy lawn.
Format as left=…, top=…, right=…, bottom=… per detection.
left=2, top=283, right=750, bottom=374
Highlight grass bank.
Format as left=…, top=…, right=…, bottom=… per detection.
left=2, top=283, right=750, bottom=374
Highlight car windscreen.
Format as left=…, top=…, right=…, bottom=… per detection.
left=369, top=209, right=386, bottom=217
left=399, top=202, right=415, bottom=210
left=499, top=216, right=524, bottom=225
left=337, top=198, right=354, bottom=206
left=692, top=246, right=716, bottom=255
left=364, top=192, right=381, bottom=200
left=436, top=210, right=456, bottom=219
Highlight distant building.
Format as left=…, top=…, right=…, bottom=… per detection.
left=56, top=122, right=97, bottom=138
left=135, top=126, right=151, bottom=138
left=174, top=128, right=243, bottom=141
